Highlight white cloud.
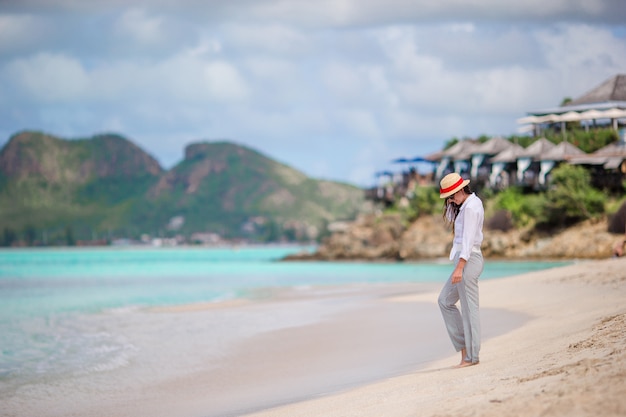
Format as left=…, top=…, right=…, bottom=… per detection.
left=153, top=50, right=250, bottom=103
left=201, top=61, right=250, bottom=101
left=5, top=53, right=90, bottom=102
left=224, top=23, right=310, bottom=56
left=2, top=45, right=250, bottom=105
left=113, top=8, right=164, bottom=45
left=188, top=37, right=222, bottom=57
left=0, top=14, right=55, bottom=57
left=0, top=14, right=36, bottom=49
left=536, top=24, right=626, bottom=90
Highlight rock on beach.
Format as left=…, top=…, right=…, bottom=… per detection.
left=286, top=213, right=620, bottom=261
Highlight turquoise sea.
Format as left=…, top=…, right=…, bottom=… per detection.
left=0, top=246, right=569, bottom=399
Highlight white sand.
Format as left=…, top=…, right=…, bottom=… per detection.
left=245, top=257, right=626, bottom=417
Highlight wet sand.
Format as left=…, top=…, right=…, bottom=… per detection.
left=138, top=286, right=526, bottom=417
left=3, top=258, right=625, bottom=417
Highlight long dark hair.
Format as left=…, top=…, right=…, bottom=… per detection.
left=442, top=185, right=472, bottom=228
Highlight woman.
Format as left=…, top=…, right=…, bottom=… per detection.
left=437, top=172, right=484, bottom=368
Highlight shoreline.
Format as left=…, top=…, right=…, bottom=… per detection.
left=1, top=282, right=529, bottom=417
left=2, top=258, right=624, bottom=417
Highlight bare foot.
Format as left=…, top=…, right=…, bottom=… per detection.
left=455, top=348, right=479, bottom=368
left=454, top=360, right=478, bottom=368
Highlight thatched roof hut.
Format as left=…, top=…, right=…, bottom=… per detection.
left=490, top=143, right=525, bottom=163
left=568, top=74, right=626, bottom=106
left=570, top=142, right=626, bottom=169
left=518, top=138, right=556, bottom=158
left=538, top=142, right=586, bottom=162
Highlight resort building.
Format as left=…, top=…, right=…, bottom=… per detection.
left=517, top=74, right=626, bottom=136
left=369, top=74, right=626, bottom=204
left=441, top=73, right=626, bottom=189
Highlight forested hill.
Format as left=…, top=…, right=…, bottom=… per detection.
left=0, top=131, right=365, bottom=245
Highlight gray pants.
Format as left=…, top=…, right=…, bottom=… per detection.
left=438, top=251, right=483, bottom=363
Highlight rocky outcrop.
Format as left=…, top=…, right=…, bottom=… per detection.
left=285, top=213, right=620, bottom=261
left=308, top=213, right=406, bottom=260
left=485, top=218, right=617, bottom=259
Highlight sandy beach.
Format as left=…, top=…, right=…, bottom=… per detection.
left=3, top=257, right=625, bottom=417
left=245, top=257, right=626, bottom=417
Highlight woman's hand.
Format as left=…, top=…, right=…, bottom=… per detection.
left=452, top=259, right=467, bottom=284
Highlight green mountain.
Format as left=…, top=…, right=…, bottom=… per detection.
left=0, top=131, right=365, bottom=245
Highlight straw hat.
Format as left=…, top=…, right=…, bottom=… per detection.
left=439, top=173, right=470, bottom=199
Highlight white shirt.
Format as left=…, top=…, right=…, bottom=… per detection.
left=449, top=193, right=484, bottom=261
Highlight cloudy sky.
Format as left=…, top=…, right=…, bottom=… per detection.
left=1, top=1, right=625, bottom=186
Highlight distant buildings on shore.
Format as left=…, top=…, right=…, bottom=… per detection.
left=368, top=74, right=626, bottom=205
